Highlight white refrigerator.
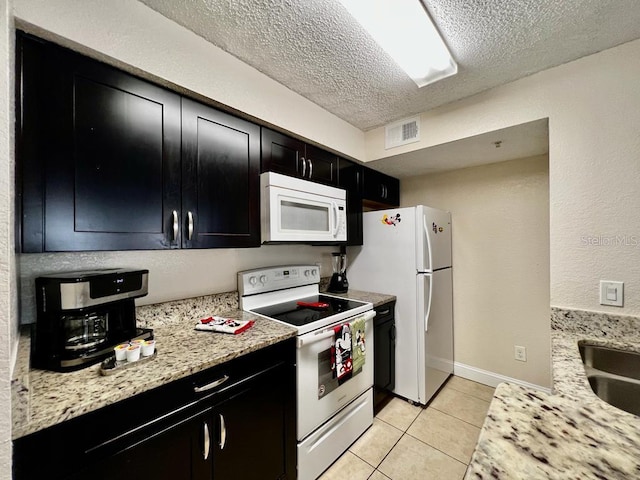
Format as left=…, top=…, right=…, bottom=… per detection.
left=348, top=205, right=453, bottom=405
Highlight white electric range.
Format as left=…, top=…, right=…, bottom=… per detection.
left=238, top=265, right=375, bottom=480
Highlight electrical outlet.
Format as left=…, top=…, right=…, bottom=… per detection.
left=514, top=345, right=527, bottom=362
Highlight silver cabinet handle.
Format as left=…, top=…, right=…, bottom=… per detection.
left=377, top=308, right=391, bottom=316
left=219, top=414, right=227, bottom=449
left=187, top=211, right=194, bottom=241
left=172, top=210, right=178, bottom=242
left=382, top=185, right=388, bottom=199
left=193, top=374, right=230, bottom=393
left=308, top=158, right=313, bottom=179
left=301, top=156, right=306, bottom=178
left=203, top=421, right=210, bottom=460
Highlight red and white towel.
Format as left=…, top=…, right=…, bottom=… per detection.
left=331, top=323, right=353, bottom=380
left=195, top=316, right=255, bottom=334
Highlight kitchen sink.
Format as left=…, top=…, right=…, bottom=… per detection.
left=579, top=343, right=640, bottom=380
left=586, top=375, right=640, bottom=417
left=579, top=342, right=640, bottom=416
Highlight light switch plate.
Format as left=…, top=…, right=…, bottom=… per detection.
left=600, top=280, right=624, bottom=307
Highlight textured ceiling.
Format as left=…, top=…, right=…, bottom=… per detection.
left=138, top=0, right=640, bottom=131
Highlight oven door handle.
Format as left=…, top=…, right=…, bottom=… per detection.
left=296, top=310, right=376, bottom=348
left=297, top=329, right=335, bottom=348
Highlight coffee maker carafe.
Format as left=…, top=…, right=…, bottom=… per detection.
left=328, top=252, right=349, bottom=293
left=33, top=268, right=152, bottom=372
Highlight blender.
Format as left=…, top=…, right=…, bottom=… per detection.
left=328, top=251, right=349, bottom=293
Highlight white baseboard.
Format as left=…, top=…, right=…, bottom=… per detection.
left=453, top=362, right=552, bottom=394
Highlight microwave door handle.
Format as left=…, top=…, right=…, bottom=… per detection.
left=331, top=202, right=339, bottom=237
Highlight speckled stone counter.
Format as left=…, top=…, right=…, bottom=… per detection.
left=319, top=283, right=396, bottom=309
left=12, top=292, right=296, bottom=440
left=465, top=308, right=640, bottom=479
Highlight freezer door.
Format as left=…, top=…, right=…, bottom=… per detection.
left=416, top=206, right=452, bottom=272
left=417, top=269, right=453, bottom=404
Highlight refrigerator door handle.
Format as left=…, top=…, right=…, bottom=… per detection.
left=422, top=214, right=433, bottom=272
left=424, top=275, right=433, bottom=332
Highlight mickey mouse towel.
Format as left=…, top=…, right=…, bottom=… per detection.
left=331, top=323, right=353, bottom=380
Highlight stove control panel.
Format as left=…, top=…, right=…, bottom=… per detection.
left=238, top=265, right=321, bottom=296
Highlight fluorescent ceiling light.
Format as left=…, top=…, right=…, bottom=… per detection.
left=339, top=0, right=457, bottom=88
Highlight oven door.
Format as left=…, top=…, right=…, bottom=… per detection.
left=296, top=310, right=374, bottom=440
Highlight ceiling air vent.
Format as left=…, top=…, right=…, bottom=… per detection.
left=385, top=116, right=420, bottom=149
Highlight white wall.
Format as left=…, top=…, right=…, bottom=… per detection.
left=13, top=0, right=365, bottom=160
left=366, top=38, right=640, bottom=317
left=0, top=0, right=15, bottom=474
left=402, top=156, right=550, bottom=387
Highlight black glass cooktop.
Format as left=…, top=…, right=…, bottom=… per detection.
left=251, top=294, right=367, bottom=327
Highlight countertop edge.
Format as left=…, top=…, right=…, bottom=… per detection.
left=465, top=307, right=640, bottom=479
left=12, top=287, right=392, bottom=439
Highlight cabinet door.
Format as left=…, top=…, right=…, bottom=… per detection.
left=261, top=127, right=305, bottom=178
left=181, top=98, right=261, bottom=248
left=212, top=363, right=293, bottom=480
left=67, top=408, right=212, bottom=480
left=18, top=34, right=182, bottom=252
left=338, top=159, right=364, bottom=246
left=374, top=302, right=396, bottom=409
left=305, top=145, right=339, bottom=186
left=362, top=167, right=400, bottom=208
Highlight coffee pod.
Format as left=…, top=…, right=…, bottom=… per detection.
left=141, top=340, right=156, bottom=357
left=114, top=343, right=129, bottom=361
left=126, top=344, right=141, bottom=362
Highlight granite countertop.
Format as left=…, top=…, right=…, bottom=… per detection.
left=465, top=308, right=640, bottom=479
left=12, top=292, right=297, bottom=440
left=12, top=286, right=393, bottom=440
left=321, top=286, right=396, bottom=309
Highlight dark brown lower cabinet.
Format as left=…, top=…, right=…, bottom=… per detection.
left=374, top=301, right=396, bottom=410
left=69, top=407, right=212, bottom=480
left=13, top=340, right=295, bottom=480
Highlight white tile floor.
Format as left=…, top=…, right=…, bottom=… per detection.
left=318, top=376, right=495, bottom=480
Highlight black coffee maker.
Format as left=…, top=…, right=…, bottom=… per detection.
left=32, top=268, right=153, bottom=372
left=328, top=251, right=349, bottom=293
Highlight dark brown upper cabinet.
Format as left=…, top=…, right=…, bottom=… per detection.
left=17, top=34, right=182, bottom=252
left=362, top=167, right=400, bottom=208
left=17, top=33, right=260, bottom=252
left=338, top=159, right=364, bottom=246
left=261, top=127, right=339, bottom=186
left=181, top=99, right=260, bottom=248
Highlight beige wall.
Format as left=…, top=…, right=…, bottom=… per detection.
left=19, top=245, right=337, bottom=324
left=366, top=38, right=640, bottom=317
left=402, top=156, right=550, bottom=387
left=0, top=0, right=15, bottom=474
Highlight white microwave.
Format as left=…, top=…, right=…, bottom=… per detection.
left=261, top=172, right=347, bottom=243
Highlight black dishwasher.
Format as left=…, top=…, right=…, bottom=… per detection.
left=373, top=300, right=396, bottom=410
